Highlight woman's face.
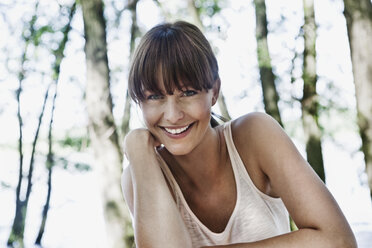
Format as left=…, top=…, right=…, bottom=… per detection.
left=140, top=83, right=217, bottom=156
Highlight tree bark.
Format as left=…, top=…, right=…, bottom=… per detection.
left=121, top=0, right=140, bottom=139
left=343, top=0, right=372, bottom=197
left=7, top=4, right=40, bottom=246
left=80, top=0, right=133, bottom=247
left=122, top=90, right=132, bottom=137
left=217, top=92, right=231, bottom=121
left=8, top=35, right=28, bottom=248
left=188, top=0, right=231, bottom=120
left=34, top=158, right=52, bottom=245
left=301, top=0, right=325, bottom=182
left=187, top=0, right=203, bottom=31
left=35, top=3, right=76, bottom=245
left=9, top=79, right=51, bottom=247
left=254, top=0, right=283, bottom=127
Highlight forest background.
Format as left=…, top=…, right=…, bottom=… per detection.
left=1, top=0, right=372, bottom=247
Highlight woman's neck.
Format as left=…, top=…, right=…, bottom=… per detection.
left=161, top=125, right=228, bottom=192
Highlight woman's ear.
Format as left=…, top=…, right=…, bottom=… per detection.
left=212, top=79, right=221, bottom=106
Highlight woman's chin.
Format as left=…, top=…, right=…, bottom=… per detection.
left=162, top=144, right=193, bottom=156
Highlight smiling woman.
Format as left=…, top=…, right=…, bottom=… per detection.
left=141, top=85, right=216, bottom=156
left=121, top=21, right=357, bottom=248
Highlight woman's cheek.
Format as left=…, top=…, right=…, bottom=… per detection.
left=142, top=105, right=160, bottom=127
left=192, top=99, right=212, bottom=117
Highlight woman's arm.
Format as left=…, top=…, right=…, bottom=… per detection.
left=121, top=129, right=192, bottom=248
left=205, top=113, right=357, bottom=248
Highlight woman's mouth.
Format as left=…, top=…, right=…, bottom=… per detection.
left=161, top=123, right=194, bottom=137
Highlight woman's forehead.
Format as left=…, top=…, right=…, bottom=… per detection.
left=142, top=79, right=196, bottom=94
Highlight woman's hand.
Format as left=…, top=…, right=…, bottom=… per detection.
left=124, top=128, right=161, bottom=161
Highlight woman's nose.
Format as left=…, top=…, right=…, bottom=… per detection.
left=164, top=99, right=184, bottom=124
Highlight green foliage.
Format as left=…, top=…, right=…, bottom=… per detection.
left=57, top=157, right=92, bottom=172
left=74, top=162, right=91, bottom=172
left=58, top=134, right=90, bottom=151
left=56, top=133, right=92, bottom=171
left=33, top=25, right=55, bottom=46
left=195, top=0, right=223, bottom=17
left=21, top=14, right=37, bottom=41
left=1, top=181, right=11, bottom=189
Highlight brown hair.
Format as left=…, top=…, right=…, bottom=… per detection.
left=128, top=21, right=219, bottom=103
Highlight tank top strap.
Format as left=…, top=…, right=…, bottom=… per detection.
left=155, top=150, right=180, bottom=205
left=223, top=121, right=290, bottom=203
left=223, top=121, right=262, bottom=195
left=223, top=121, right=248, bottom=179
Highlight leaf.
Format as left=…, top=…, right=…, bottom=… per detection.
left=74, top=163, right=92, bottom=172
left=32, top=25, right=55, bottom=46
left=1, top=181, right=11, bottom=189
left=58, top=135, right=90, bottom=151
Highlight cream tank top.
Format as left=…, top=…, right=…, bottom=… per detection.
left=158, top=121, right=290, bottom=247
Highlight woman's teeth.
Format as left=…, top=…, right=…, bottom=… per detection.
left=164, top=125, right=190, bottom=134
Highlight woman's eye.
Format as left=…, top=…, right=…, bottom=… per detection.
left=147, top=94, right=163, bottom=100
left=182, top=90, right=197, bottom=97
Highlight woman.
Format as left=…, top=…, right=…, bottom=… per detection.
left=121, top=21, right=357, bottom=248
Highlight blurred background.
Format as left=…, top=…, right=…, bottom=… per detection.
left=1, top=0, right=372, bottom=247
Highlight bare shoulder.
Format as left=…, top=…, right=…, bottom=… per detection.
left=230, top=112, right=285, bottom=196
left=231, top=111, right=305, bottom=179
left=121, top=165, right=134, bottom=215
left=231, top=112, right=282, bottom=139
left=231, top=112, right=285, bottom=159
left=230, top=112, right=310, bottom=196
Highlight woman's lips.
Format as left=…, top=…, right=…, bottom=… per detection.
left=161, top=123, right=194, bottom=138
left=164, top=125, right=190, bottom=134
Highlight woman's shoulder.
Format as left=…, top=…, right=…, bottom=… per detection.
left=230, top=112, right=281, bottom=141
left=229, top=112, right=287, bottom=165
left=228, top=112, right=282, bottom=195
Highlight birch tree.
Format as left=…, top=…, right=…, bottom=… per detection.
left=343, top=0, right=372, bottom=197
left=187, top=0, right=232, bottom=120
left=7, top=3, right=44, bottom=246
left=301, top=0, right=325, bottom=181
left=80, top=0, right=133, bottom=247
left=35, top=2, right=77, bottom=245
left=121, top=0, right=140, bottom=138
left=253, top=0, right=283, bottom=126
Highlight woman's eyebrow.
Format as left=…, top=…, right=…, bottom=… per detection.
left=143, top=89, right=166, bottom=95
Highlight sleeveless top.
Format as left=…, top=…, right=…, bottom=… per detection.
left=157, top=121, right=290, bottom=247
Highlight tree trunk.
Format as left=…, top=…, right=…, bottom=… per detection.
left=121, top=0, right=140, bottom=139
left=188, top=0, right=231, bottom=120
left=8, top=34, right=28, bottom=248
left=34, top=159, right=52, bottom=245
left=122, top=90, right=132, bottom=137
left=343, top=0, right=372, bottom=197
left=35, top=3, right=76, bottom=245
left=9, top=79, right=51, bottom=247
left=80, top=0, right=133, bottom=247
left=187, top=0, right=203, bottom=31
left=8, top=5, right=41, bottom=245
left=301, top=0, right=325, bottom=182
left=253, top=0, right=283, bottom=127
